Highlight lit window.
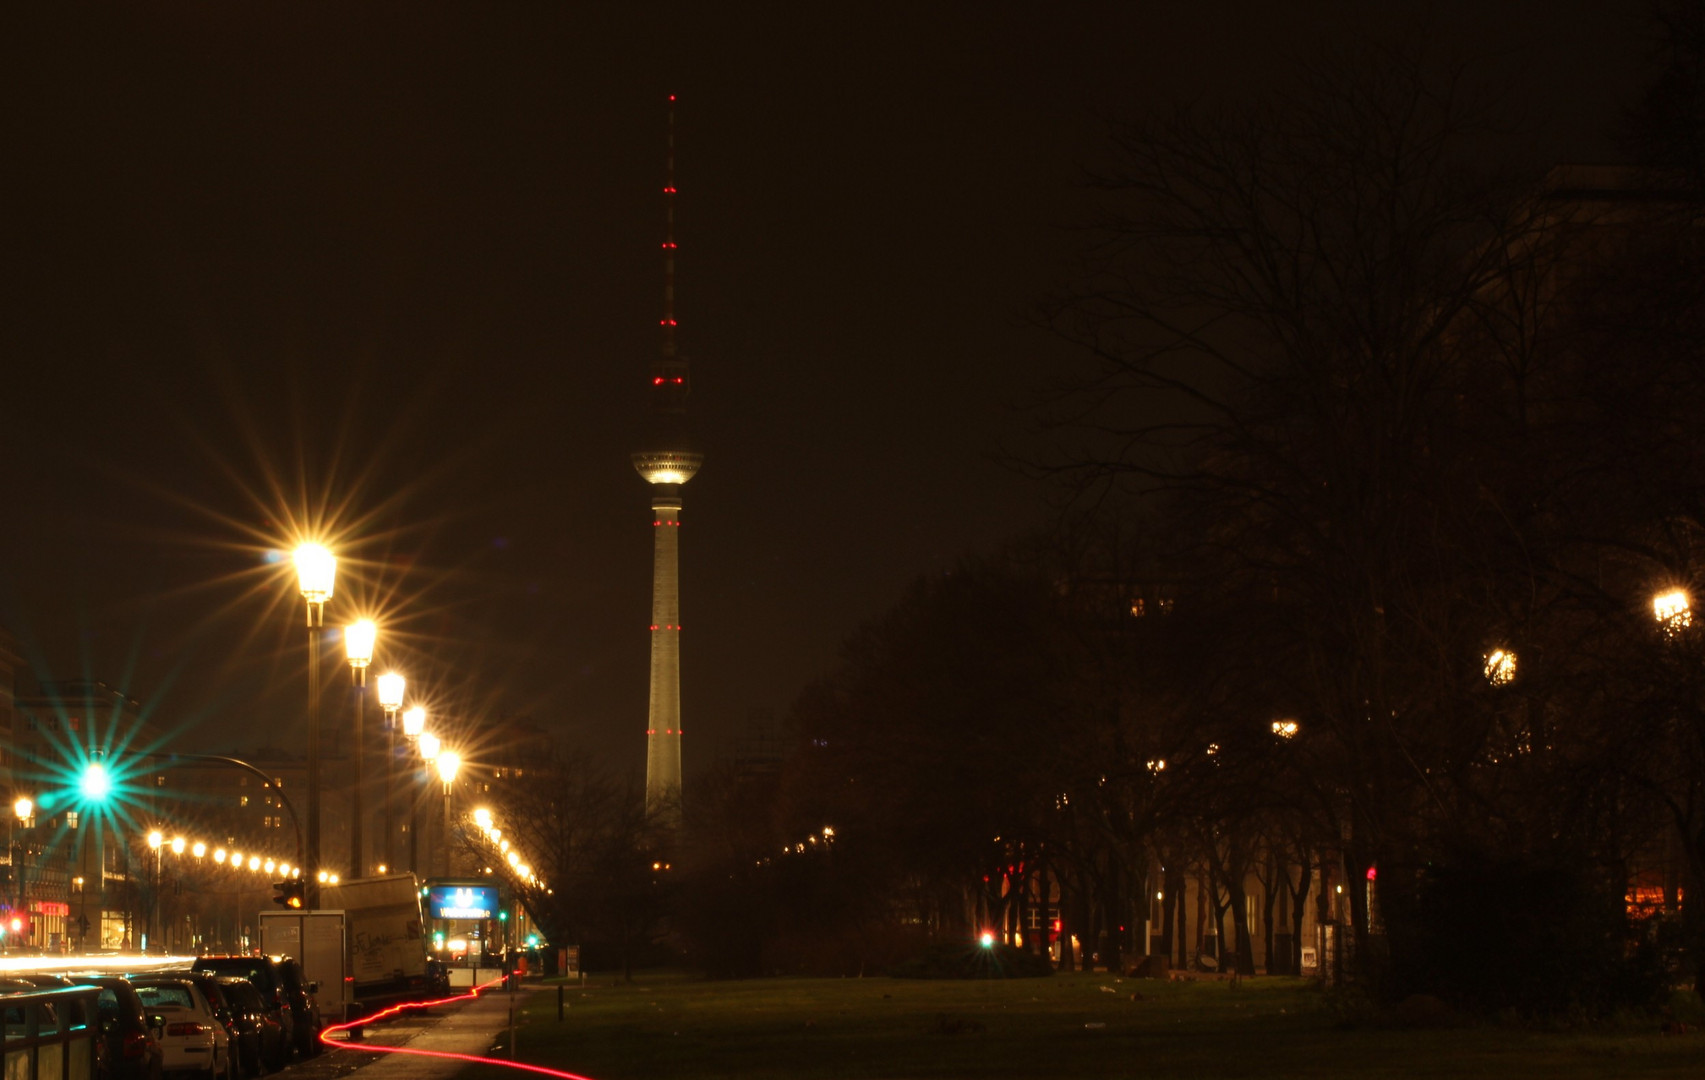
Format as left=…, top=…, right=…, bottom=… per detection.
left=240, top=796, right=249, bottom=807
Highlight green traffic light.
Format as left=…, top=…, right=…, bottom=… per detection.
left=79, top=764, right=111, bottom=803
left=499, top=911, right=508, bottom=921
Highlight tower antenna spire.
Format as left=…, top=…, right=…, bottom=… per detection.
left=662, top=92, right=678, bottom=360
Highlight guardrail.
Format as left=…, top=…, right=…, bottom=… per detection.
left=2, top=985, right=100, bottom=1080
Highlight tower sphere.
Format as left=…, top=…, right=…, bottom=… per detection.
left=632, top=449, right=704, bottom=486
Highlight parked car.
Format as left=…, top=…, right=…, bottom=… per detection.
left=187, top=958, right=293, bottom=1069
left=83, top=976, right=165, bottom=1080
left=127, top=977, right=234, bottom=1080
left=211, top=978, right=283, bottom=1077
left=177, top=974, right=248, bottom=1080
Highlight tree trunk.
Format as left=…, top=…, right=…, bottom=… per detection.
left=1262, top=852, right=1281, bottom=975
left=1228, top=875, right=1257, bottom=976
left=1289, top=865, right=1311, bottom=976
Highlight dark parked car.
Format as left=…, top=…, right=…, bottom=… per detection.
left=212, top=978, right=284, bottom=1077
left=188, top=959, right=293, bottom=1069
left=84, top=976, right=165, bottom=1080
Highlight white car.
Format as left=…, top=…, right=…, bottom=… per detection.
left=128, top=978, right=233, bottom=1080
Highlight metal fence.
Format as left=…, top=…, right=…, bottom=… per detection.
left=2, top=986, right=99, bottom=1080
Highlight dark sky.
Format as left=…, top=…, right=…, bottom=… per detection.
left=3, top=2, right=1654, bottom=777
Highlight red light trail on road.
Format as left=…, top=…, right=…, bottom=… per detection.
left=319, top=979, right=602, bottom=1080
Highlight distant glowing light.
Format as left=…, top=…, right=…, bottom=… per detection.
left=1272, top=720, right=1299, bottom=738
left=148, top=830, right=164, bottom=851
left=1655, top=589, right=1692, bottom=633
left=248, top=856, right=261, bottom=871
left=171, top=837, right=186, bottom=855
left=1484, top=649, right=1516, bottom=685
left=979, top=932, right=995, bottom=948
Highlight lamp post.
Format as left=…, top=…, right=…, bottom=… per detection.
left=417, top=730, right=439, bottom=879
left=404, top=708, right=427, bottom=876
left=377, top=673, right=405, bottom=876
left=436, top=751, right=461, bottom=880
left=294, top=542, right=337, bottom=909
left=345, top=619, right=377, bottom=879
left=147, top=829, right=163, bottom=952
left=12, top=797, right=31, bottom=943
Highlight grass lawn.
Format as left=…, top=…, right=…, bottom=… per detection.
left=469, top=972, right=1705, bottom=1080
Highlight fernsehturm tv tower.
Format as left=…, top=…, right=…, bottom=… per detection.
left=633, top=95, right=700, bottom=824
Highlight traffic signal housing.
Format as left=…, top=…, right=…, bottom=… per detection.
left=271, top=880, right=305, bottom=909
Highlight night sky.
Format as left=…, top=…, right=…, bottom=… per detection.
left=4, top=3, right=1651, bottom=776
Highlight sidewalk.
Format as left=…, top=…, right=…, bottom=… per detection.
left=318, top=982, right=545, bottom=1080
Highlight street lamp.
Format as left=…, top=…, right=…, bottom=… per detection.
left=147, top=829, right=164, bottom=952
left=377, top=672, right=405, bottom=875
left=436, top=752, right=461, bottom=880
left=345, top=618, right=377, bottom=879
left=79, top=761, right=111, bottom=803
left=405, top=711, right=431, bottom=877
left=1655, top=589, right=1692, bottom=634
left=294, top=542, right=337, bottom=908
left=11, top=797, right=31, bottom=943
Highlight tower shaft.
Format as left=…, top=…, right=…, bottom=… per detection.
left=644, top=493, right=684, bottom=818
